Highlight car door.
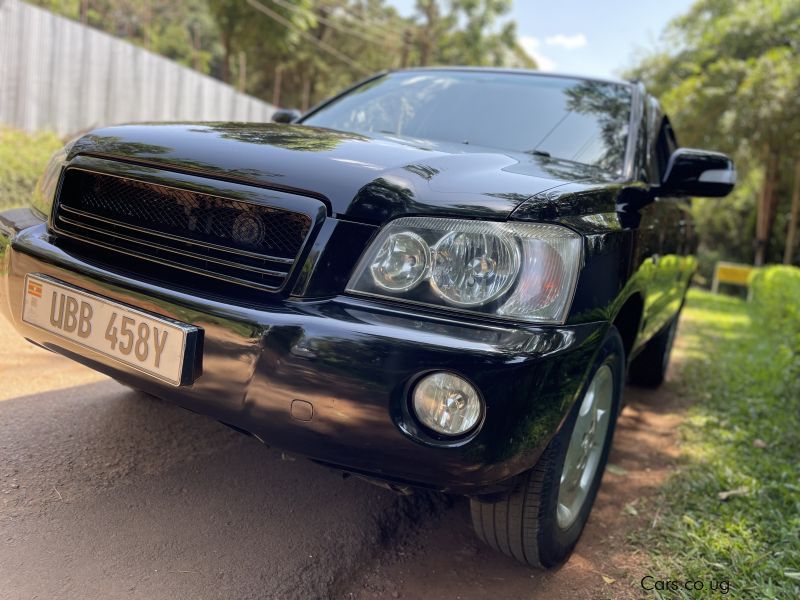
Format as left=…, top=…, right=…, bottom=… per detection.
left=640, top=117, right=693, bottom=341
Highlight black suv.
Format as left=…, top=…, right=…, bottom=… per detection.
left=0, top=68, right=734, bottom=567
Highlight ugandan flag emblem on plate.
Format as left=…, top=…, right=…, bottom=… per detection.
left=27, top=280, right=43, bottom=298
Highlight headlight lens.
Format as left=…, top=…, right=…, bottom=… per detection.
left=430, top=231, right=519, bottom=306
left=412, top=372, right=482, bottom=436
left=347, top=217, right=582, bottom=323
left=370, top=231, right=429, bottom=291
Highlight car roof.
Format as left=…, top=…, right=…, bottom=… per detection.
left=390, top=66, right=634, bottom=88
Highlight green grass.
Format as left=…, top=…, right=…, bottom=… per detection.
left=0, top=127, right=63, bottom=211
left=639, top=289, right=800, bottom=599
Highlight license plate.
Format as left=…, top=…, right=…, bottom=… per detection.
left=22, top=274, right=198, bottom=386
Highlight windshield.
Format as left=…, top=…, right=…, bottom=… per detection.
left=302, top=71, right=633, bottom=177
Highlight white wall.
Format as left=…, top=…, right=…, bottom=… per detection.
left=0, top=0, right=276, bottom=136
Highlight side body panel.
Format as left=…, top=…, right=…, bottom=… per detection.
left=637, top=101, right=696, bottom=342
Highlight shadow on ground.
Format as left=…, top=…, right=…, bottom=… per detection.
left=0, top=381, right=441, bottom=600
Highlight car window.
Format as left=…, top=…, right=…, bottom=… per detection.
left=303, top=71, right=633, bottom=177
left=654, top=118, right=679, bottom=182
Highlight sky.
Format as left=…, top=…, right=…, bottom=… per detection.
left=388, top=0, right=695, bottom=79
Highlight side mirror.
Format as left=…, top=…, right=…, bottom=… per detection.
left=660, top=148, right=736, bottom=197
left=271, top=108, right=301, bottom=124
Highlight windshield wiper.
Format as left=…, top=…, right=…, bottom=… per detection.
left=526, top=149, right=552, bottom=158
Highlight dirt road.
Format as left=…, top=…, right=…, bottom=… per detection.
left=0, top=314, right=688, bottom=600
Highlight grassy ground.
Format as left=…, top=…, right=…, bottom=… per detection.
left=639, top=289, right=800, bottom=599
left=0, top=127, right=62, bottom=211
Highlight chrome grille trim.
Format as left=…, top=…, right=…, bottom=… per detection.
left=58, top=204, right=296, bottom=265
left=57, top=214, right=290, bottom=279
left=54, top=229, right=288, bottom=291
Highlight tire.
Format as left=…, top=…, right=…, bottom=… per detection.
left=470, top=327, right=625, bottom=568
left=628, top=310, right=680, bottom=388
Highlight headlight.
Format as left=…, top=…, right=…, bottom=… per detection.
left=347, top=217, right=582, bottom=323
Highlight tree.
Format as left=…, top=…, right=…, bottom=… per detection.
left=441, top=0, right=516, bottom=66
left=628, top=0, right=800, bottom=266
left=412, top=0, right=534, bottom=68
left=28, top=0, right=538, bottom=120
left=30, top=0, right=223, bottom=76
left=207, top=0, right=312, bottom=87
left=414, top=0, right=451, bottom=66
left=244, top=0, right=409, bottom=110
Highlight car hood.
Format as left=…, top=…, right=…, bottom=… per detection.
left=70, top=123, right=618, bottom=224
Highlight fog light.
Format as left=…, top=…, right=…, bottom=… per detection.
left=412, top=372, right=482, bottom=436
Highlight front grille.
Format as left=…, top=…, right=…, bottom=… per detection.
left=52, top=169, right=314, bottom=297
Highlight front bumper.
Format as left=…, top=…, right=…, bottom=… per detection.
left=1, top=210, right=606, bottom=494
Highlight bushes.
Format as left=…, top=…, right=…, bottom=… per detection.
left=749, top=266, right=800, bottom=345
left=0, top=127, right=63, bottom=211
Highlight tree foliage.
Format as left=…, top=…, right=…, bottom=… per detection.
left=628, top=0, right=800, bottom=267
left=421, top=0, right=528, bottom=67
left=31, top=0, right=223, bottom=72
left=29, top=0, right=536, bottom=111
